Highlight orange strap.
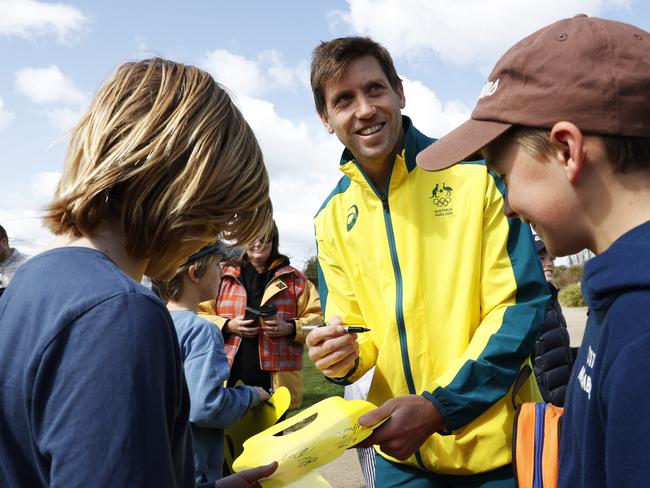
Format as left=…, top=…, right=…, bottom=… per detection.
left=514, top=402, right=563, bottom=488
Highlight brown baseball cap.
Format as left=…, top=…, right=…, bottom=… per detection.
left=416, top=14, right=650, bottom=171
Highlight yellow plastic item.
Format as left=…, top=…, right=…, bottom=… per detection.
left=233, top=396, right=382, bottom=487
left=224, top=386, right=291, bottom=473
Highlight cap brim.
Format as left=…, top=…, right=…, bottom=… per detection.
left=416, top=119, right=512, bottom=171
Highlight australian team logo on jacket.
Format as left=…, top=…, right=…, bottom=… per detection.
left=430, top=182, right=454, bottom=217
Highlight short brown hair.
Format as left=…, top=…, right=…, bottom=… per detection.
left=154, top=251, right=221, bottom=302
left=311, top=36, right=401, bottom=117
left=504, top=126, right=650, bottom=174
left=45, top=58, right=273, bottom=265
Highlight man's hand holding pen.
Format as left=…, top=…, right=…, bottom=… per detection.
left=305, top=315, right=362, bottom=378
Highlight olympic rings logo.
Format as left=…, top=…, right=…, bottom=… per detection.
left=432, top=197, right=452, bottom=207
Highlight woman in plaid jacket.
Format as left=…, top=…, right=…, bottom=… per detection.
left=199, top=223, right=322, bottom=409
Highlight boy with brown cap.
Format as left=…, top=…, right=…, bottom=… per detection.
left=417, top=15, right=650, bottom=486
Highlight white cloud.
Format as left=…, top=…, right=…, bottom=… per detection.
left=236, top=95, right=343, bottom=267
left=198, top=47, right=334, bottom=265
left=15, top=65, right=87, bottom=105
left=201, top=49, right=308, bottom=98
left=44, top=106, right=82, bottom=132
left=0, top=0, right=89, bottom=44
left=0, top=171, right=60, bottom=256
left=0, top=97, right=15, bottom=131
left=332, top=0, right=632, bottom=71
left=14, top=65, right=87, bottom=131
left=401, top=78, right=470, bottom=138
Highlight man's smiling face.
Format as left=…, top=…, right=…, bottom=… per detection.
left=320, top=55, right=405, bottom=172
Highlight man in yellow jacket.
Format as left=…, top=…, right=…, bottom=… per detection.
left=306, top=36, right=549, bottom=487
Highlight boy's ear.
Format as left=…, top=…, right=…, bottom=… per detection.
left=550, top=122, right=586, bottom=184
left=187, top=264, right=201, bottom=284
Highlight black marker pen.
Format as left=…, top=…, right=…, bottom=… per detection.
left=302, top=325, right=371, bottom=333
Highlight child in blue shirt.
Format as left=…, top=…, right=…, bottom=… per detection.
left=0, top=57, right=275, bottom=488
left=156, top=243, right=269, bottom=484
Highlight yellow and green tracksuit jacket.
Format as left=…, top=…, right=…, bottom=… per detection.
left=314, top=117, right=550, bottom=475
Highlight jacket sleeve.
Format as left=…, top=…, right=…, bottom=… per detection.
left=315, top=225, right=378, bottom=384
left=184, top=321, right=259, bottom=428
left=292, top=279, right=324, bottom=343
left=197, top=299, right=228, bottom=329
left=422, top=172, right=550, bottom=430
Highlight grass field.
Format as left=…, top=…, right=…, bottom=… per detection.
left=287, top=349, right=344, bottom=416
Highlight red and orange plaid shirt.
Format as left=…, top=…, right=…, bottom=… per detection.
left=208, top=263, right=322, bottom=372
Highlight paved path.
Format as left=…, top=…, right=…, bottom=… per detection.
left=563, top=306, right=588, bottom=346
left=318, top=307, right=589, bottom=487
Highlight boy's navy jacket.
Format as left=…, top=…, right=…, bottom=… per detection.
left=559, top=219, right=650, bottom=487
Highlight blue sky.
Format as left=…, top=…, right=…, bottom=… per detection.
left=1, top=0, right=648, bottom=267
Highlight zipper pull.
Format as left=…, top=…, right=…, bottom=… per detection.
left=379, top=193, right=390, bottom=213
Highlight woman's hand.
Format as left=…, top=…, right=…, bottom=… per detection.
left=225, top=315, right=259, bottom=337
left=261, top=316, right=295, bottom=337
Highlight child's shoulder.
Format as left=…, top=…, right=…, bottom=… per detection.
left=170, top=309, right=223, bottom=341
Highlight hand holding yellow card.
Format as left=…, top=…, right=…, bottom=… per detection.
left=233, top=396, right=384, bottom=487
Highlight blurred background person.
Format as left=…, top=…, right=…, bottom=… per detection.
left=0, top=224, right=29, bottom=296
left=200, top=222, right=322, bottom=410
left=531, top=237, right=575, bottom=407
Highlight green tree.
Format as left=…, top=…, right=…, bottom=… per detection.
left=303, top=255, right=319, bottom=288
left=554, top=264, right=584, bottom=289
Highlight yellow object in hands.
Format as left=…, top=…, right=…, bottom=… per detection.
left=233, top=396, right=383, bottom=487
left=224, top=386, right=291, bottom=473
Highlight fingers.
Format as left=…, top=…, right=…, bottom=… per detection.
left=228, top=316, right=259, bottom=337
left=305, top=324, right=347, bottom=347
left=358, top=403, right=392, bottom=427
left=239, top=326, right=260, bottom=337
left=354, top=405, right=393, bottom=449
left=354, top=417, right=410, bottom=460
left=356, top=396, right=445, bottom=461
left=354, top=433, right=377, bottom=449
left=260, top=319, right=291, bottom=337
left=310, top=337, right=359, bottom=377
left=230, top=316, right=255, bottom=327
left=237, top=461, right=278, bottom=483
left=329, top=314, right=343, bottom=326
left=255, top=387, right=270, bottom=402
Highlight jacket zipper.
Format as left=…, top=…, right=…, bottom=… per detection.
left=354, top=160, right=424, bottom=468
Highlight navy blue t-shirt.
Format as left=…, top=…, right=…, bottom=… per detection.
left=0, top=247, right=195, bottom=487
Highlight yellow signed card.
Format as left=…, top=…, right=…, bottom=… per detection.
left=224, top=386, right=291, bottom=472
left=233, top=396, right=382, bottom=487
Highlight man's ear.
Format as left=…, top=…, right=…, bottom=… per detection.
left=187, top=264, right=201, bottom=284
left=396, top=79, right=406, bottom=110
left=550, top=122, right=586, bottom=184
left=320, top=112, right=334, bottom=134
